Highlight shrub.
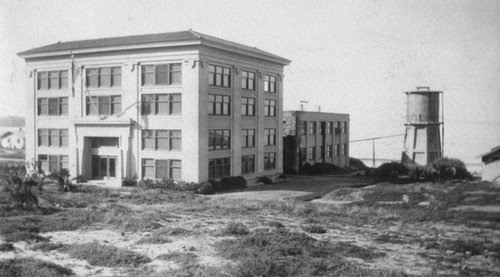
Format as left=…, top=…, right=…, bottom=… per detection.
left=349, top=157, right=368, bottom=170
left=0, top=243, right=14, bottom=252
left=122, top=176, right=137, bottom=187
left=62, top=241, right=151, bottom=267
left=156, top=251, right=199, bottom=265
left=375, top=162, right=409, bottom=178
left=208, top=179, right=222, bottom=192
left=197, top=182, right=215, bottom=195
left=219, top=177, right=232, bottom=190
left=138, top=178, right=200, bottom=191
left=258, top=176, right=272, bottom=185
left=47, top=169, right=74, bottom=192
left=302, top=225, right=327, bottom=234
left=224, top=222, right=250, bottom=236
left=0, top=258, right=73, bottom=276
left=235, top=176, right=248, bottom=189
left=432, top=157, right=473, bottom=180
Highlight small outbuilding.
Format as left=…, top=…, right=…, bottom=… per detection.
left=0, top=130, right=25, bottom=149
left=478, top=145, right=500, bottom=183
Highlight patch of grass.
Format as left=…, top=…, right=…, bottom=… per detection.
left=215, top=229, right=393, bottom=277
left=0, top=242, right=14, bottom=252
left=3, top=231, right=47, bottom=243
left=438, top=239, right=485, bottom=255
left=268, top=220, right=285, bottom=228
left=332, top=242, right=386, bottom=260
left=155, top=251, right=199, bottom=265
left=0, top=205, right=60, bottom=217
left=31, top=242, right=65, bottom=252
left=375, top=234, right=407, bottom=244
left=137, top=228, right=174, bottom=244
left=0, top=258, right=73, bottom=276
left=224, top=222, right=249, bottom=236
left=62, top=241, right=151, bottom=267
left=302, top=224, right=327, bottom=234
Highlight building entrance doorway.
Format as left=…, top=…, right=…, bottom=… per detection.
left=91, top=155, right=116, bottom=180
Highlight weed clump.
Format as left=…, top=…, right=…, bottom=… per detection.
left=303, top=225, right=327, bottom=234
left=155, top=251, right=199, bottom=265
left=215, top=229, right=382, bottom=276
left=224, top=222, right=250, bottom=236
left=62, top=241, right=151, bottom=267
left=0, top=243, right=14, bottom=252
left=31, top=242, right=65, bottom=252
left=0, top=258, right=73, bottom=276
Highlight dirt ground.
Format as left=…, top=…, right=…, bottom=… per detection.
left=1, top=176, right=500, bottom=276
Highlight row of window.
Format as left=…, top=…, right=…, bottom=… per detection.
left=299, top=121, right=348, bottom=136
left=142, top=130, right=181, bottom=151
left=209, top=128, right=276, bottom=151
left=142, top=159, right=181, bottom=179
left=37, top=94, right=274, bottom=118
left=38, top=129, right=68, bottom=147
left=38, top=155, right=68, bottom=173
left=208, top=153, right=276, bottom=180
left=37, top=64, right=276, bottom=92
left=300, top=144, right=348, bottom=161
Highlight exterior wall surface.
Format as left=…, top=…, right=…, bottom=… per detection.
left=21, top=37, right=288, bottom=185
left=283, top=111, right=350, bottom=173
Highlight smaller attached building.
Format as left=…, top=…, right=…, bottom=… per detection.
left=479, top=145, right=500, bottom=183
left=283, top=111, right=349, bottom=173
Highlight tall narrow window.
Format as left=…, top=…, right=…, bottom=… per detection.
left=265, top=129, right=276, bottom=146
left=242, top=155, right=255, bottom=174
left=241, top=70, right=255, bottom=90
left=264, top=75, right=277, bottom=93
left=242, top=129, right=255, bottom=148
left=264, top=152, right=276, bottom=170
left=170, top=130, right=182, bottom=150
left=264, top=99, right=276, bottom=117
left=309, top=122, right=316, bottom=135
left=241, top=97, right=255, bottom=116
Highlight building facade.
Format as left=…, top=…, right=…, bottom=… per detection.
left=283, top=111, right=349, bottom=173
left=479, top=146, right=500, bottom=183
left=18, top=30, right=290, bottom=184
left=1, top=130, right=25, bottom=149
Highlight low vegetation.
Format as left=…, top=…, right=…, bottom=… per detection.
left=62, top=242, right=151, bottom=267
left=0, top=258, right=73, bottom=277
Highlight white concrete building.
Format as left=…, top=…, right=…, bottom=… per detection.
left=18, top=30, right=290, bottom=185
left=1, top=130, right=25, bottom=149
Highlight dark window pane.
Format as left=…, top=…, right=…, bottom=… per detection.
left=142, top=95, right=154, bottom=115
left=142, top=65, right=154, bottom=85
left=60, top=71, right=68, bottom=89
left=60, top=97, right=68, bottom=115
left=99, top=68, right=110, bottom=87
left=99, top=97, right=110, bottom=115
left=156, top=160, right=169, bottom=178
left=48, top=98, right=59, bottom=115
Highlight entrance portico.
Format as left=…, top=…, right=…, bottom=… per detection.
left=72, top=119, right=134, bottom=186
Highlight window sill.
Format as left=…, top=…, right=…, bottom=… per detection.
left=141, top=85, right=182, bottom=89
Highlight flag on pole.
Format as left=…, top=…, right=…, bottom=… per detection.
left=71, top=54, right=79, bottom=94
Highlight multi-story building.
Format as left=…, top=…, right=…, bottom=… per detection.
left=283, top=111, right=349, bottom=173
left=18, top=30, right=290, bottom=185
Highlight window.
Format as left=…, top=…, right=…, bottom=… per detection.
left=342, top=122, right=347, bottom=133
left=86, top=67, right=121, bottom=88
left=334, top=145, right=339, bottom=157
left=264, top=128, right=276, bottom=146
left=209, top=157, right=230, bottom=179
left=208, top=95, right=230, bottom=115
left=37, top=70, right=68, bottom=90
left=209, top=65, right=231, bottom=88
left=142, top=158, right=182, bottom=179
left=242, top=129, right=255, bottom=148
left=209, top=129, right=231, bottom=151
left=141, top=64, right=182, bottom=86
left=299, top=148, right=307, bottom=161
left=38, top=155, right=68, bottom=173
left=142, top=130, right=181, bottom=151
left=142, top=94, right=181, bottom=115
left=264, top=99, right=276, bottom=117
left=327, top=145, right=332, bottom=158
left=38, top=97, right=68, bottom=116
left=264, top=75, right=277, bottom=93
left=299, top=121, right=306, bottom=136
left=319, top=122, right=324, bottom=135
left=242, top=155, right=255, bottom=174
left=309, top=121, right=316, bottom=135
left=335, top=122, right=341, bottom=134
left=86, top=96, right=121, bottom=116
left=341, top=144, right=347, bottom=156
left=241, top=97, right=255, bottom=116
left=326, top=122, right=333, bottom=134
left=241, top=71, right=255, bottom=90
left=38, top=129, right=68, bottom=147
left=90, top=137, right=119, bottom=148
left=309, top=147, right=316, bottom=160
left=318, top=147, right=324, bottom=160
left=264, top=152, right=276, bottom=170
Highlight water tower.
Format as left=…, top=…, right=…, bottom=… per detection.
left=401, top=87, right=443, bottom=165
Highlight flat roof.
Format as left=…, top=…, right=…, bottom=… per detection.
left=17, top=30, right=290, bottom=65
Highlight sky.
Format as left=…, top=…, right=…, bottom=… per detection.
left=1, top=0, right=499, bottom=165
